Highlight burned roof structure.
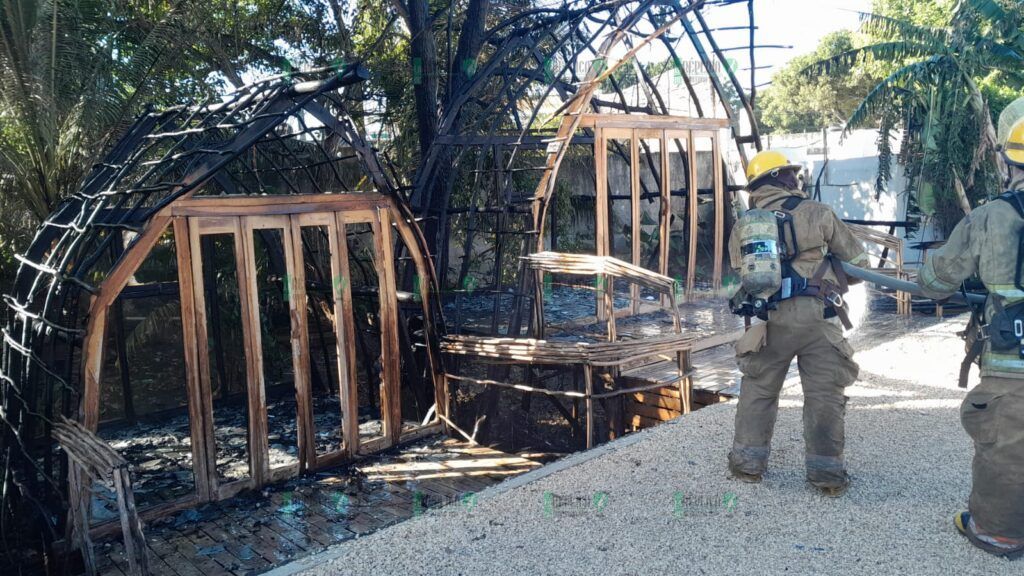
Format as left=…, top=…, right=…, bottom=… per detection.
left=411, top=0, right=759, bottom=335
left=0, top=64, right=448, bottom=564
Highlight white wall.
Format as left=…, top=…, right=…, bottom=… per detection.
left=761, top=128, right=937, bottom=268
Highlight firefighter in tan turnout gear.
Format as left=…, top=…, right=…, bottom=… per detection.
left=917, top=103, right=1024, bottom=559
left=727, top=150, right=869, bottom=497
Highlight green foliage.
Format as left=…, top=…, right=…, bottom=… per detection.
left=757, top=31, right=881, bottom=133
left=803, top=0, right=1024, bottom=233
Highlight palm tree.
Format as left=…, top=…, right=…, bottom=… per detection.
left=0, top=0, right=184, bottom=223
left=807, top=0, right=1024, bottom=233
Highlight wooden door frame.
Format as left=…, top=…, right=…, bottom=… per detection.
left=594, top=122, right=725, bottom=314
left=79, top=193, right=446, bottom=521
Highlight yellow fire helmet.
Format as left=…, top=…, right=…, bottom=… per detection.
left=1004, top=119, right=1024, bottom=167
left=745, top=150, right=803, bottom=186
left=998, top=97, right=1024, bottom=167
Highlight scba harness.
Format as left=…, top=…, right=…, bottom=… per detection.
left=732, top=196, right=853, bottom=329
left=959, top=190, right=1024, bottom=387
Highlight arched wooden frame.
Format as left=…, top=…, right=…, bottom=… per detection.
left=78, top=193, right=445, bottom=520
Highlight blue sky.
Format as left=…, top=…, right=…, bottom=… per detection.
left=703, top=0, right=873, bottom=87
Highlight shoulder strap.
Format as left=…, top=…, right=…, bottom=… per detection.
left=999, top=191, right=1024, bottom=291
left=998, top=190, right=1024, bottom=219
left=779, top=196, right=806, bottom=211
left=767, top=196, right=805, bottom=260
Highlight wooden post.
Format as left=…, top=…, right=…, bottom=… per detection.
left=678, top=348, right=692, bottom=414
left=374, top=208, right=403, bottom=446
left=334, top=215, right=361, bottom=455
left=187, top=220, right=221, bottom=494
left=686, top=131, right=698, bottom=299
left=712, top=131, right=724, bottom=293
left=659, top=132, right=671, bottom=292
left=172, top=218, right=213, bottom=501
left=236, top=217, right=269, bottom=488
left=287, top=215, right=315, bottom=469
left=630, top=132, right=641, bottom=315
left=583, top=367, right=594, bottom=449
left=595, top=129, right=608, bottom=321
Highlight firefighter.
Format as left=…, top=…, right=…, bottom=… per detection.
left=917, top=103, right=1024, bottom=559
left=727, top=150, right=869, bottom=497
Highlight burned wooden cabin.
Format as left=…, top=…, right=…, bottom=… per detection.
left=0, top=65, right=450, bottom=566
left=0, top=0, right=764, bottom=571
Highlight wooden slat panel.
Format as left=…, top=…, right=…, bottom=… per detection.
left=626, top=402, right=681, bottom=422
left=172, top=218, right=211, bottom=501
left=630, top=390, right=684, bottom=411
left=627, top=414, right=663, bottom=430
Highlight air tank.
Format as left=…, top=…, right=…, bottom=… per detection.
left=737, top=208, right=783, bottom=301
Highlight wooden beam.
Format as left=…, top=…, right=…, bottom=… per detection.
left=333, top=214, right=361, bottom=456
left=375, top=208, right=403, bottom=446
left=170, top=194, right=388, bottom=217
left=172, top=218, right=212, bottom=501
left=712, top=131, right=724, bottom=292
left=686, top=131, right=698, bottom=299
left=236, top=217, right=268, bottom=488
left=630, top=131, right=641, bottom=315
left=81, top=215, right=172, bottom=430
left=577, top=114, right=730, bottom=130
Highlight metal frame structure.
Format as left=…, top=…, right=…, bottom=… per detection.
left=411, top=0, right=761, bottom=338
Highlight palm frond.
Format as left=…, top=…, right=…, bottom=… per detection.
left=844, top=55, right=955, bottom=132
left=858, top=13, right=952, bottom=47
left=954, top=0, right=1008, bottom=23
left=802, top=41, right=939, bottom=79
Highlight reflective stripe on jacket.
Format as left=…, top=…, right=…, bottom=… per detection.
left=918, top=197, right=1024, bottom=378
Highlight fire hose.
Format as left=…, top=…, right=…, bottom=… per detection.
left=840, top=262, right=986, bottom=306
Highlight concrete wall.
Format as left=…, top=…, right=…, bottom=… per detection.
left=762, top=128, right=938, bottom=268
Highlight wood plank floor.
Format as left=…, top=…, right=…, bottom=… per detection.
left=93, top=438, right=541, bottom=576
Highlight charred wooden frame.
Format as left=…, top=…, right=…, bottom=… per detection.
left=0, top=65, right=447, bottom=553
left=412, top=0, right=760, bottom=338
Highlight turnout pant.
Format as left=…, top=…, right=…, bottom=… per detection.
left=728, top=298, right=859, bottom=485
left=962, top=375, right=1024, bottom=539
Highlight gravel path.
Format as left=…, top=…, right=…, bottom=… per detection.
left=275, top=315, right=1018, bottom=575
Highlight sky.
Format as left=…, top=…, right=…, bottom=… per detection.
left=702, top=0, right=873, bottom=89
